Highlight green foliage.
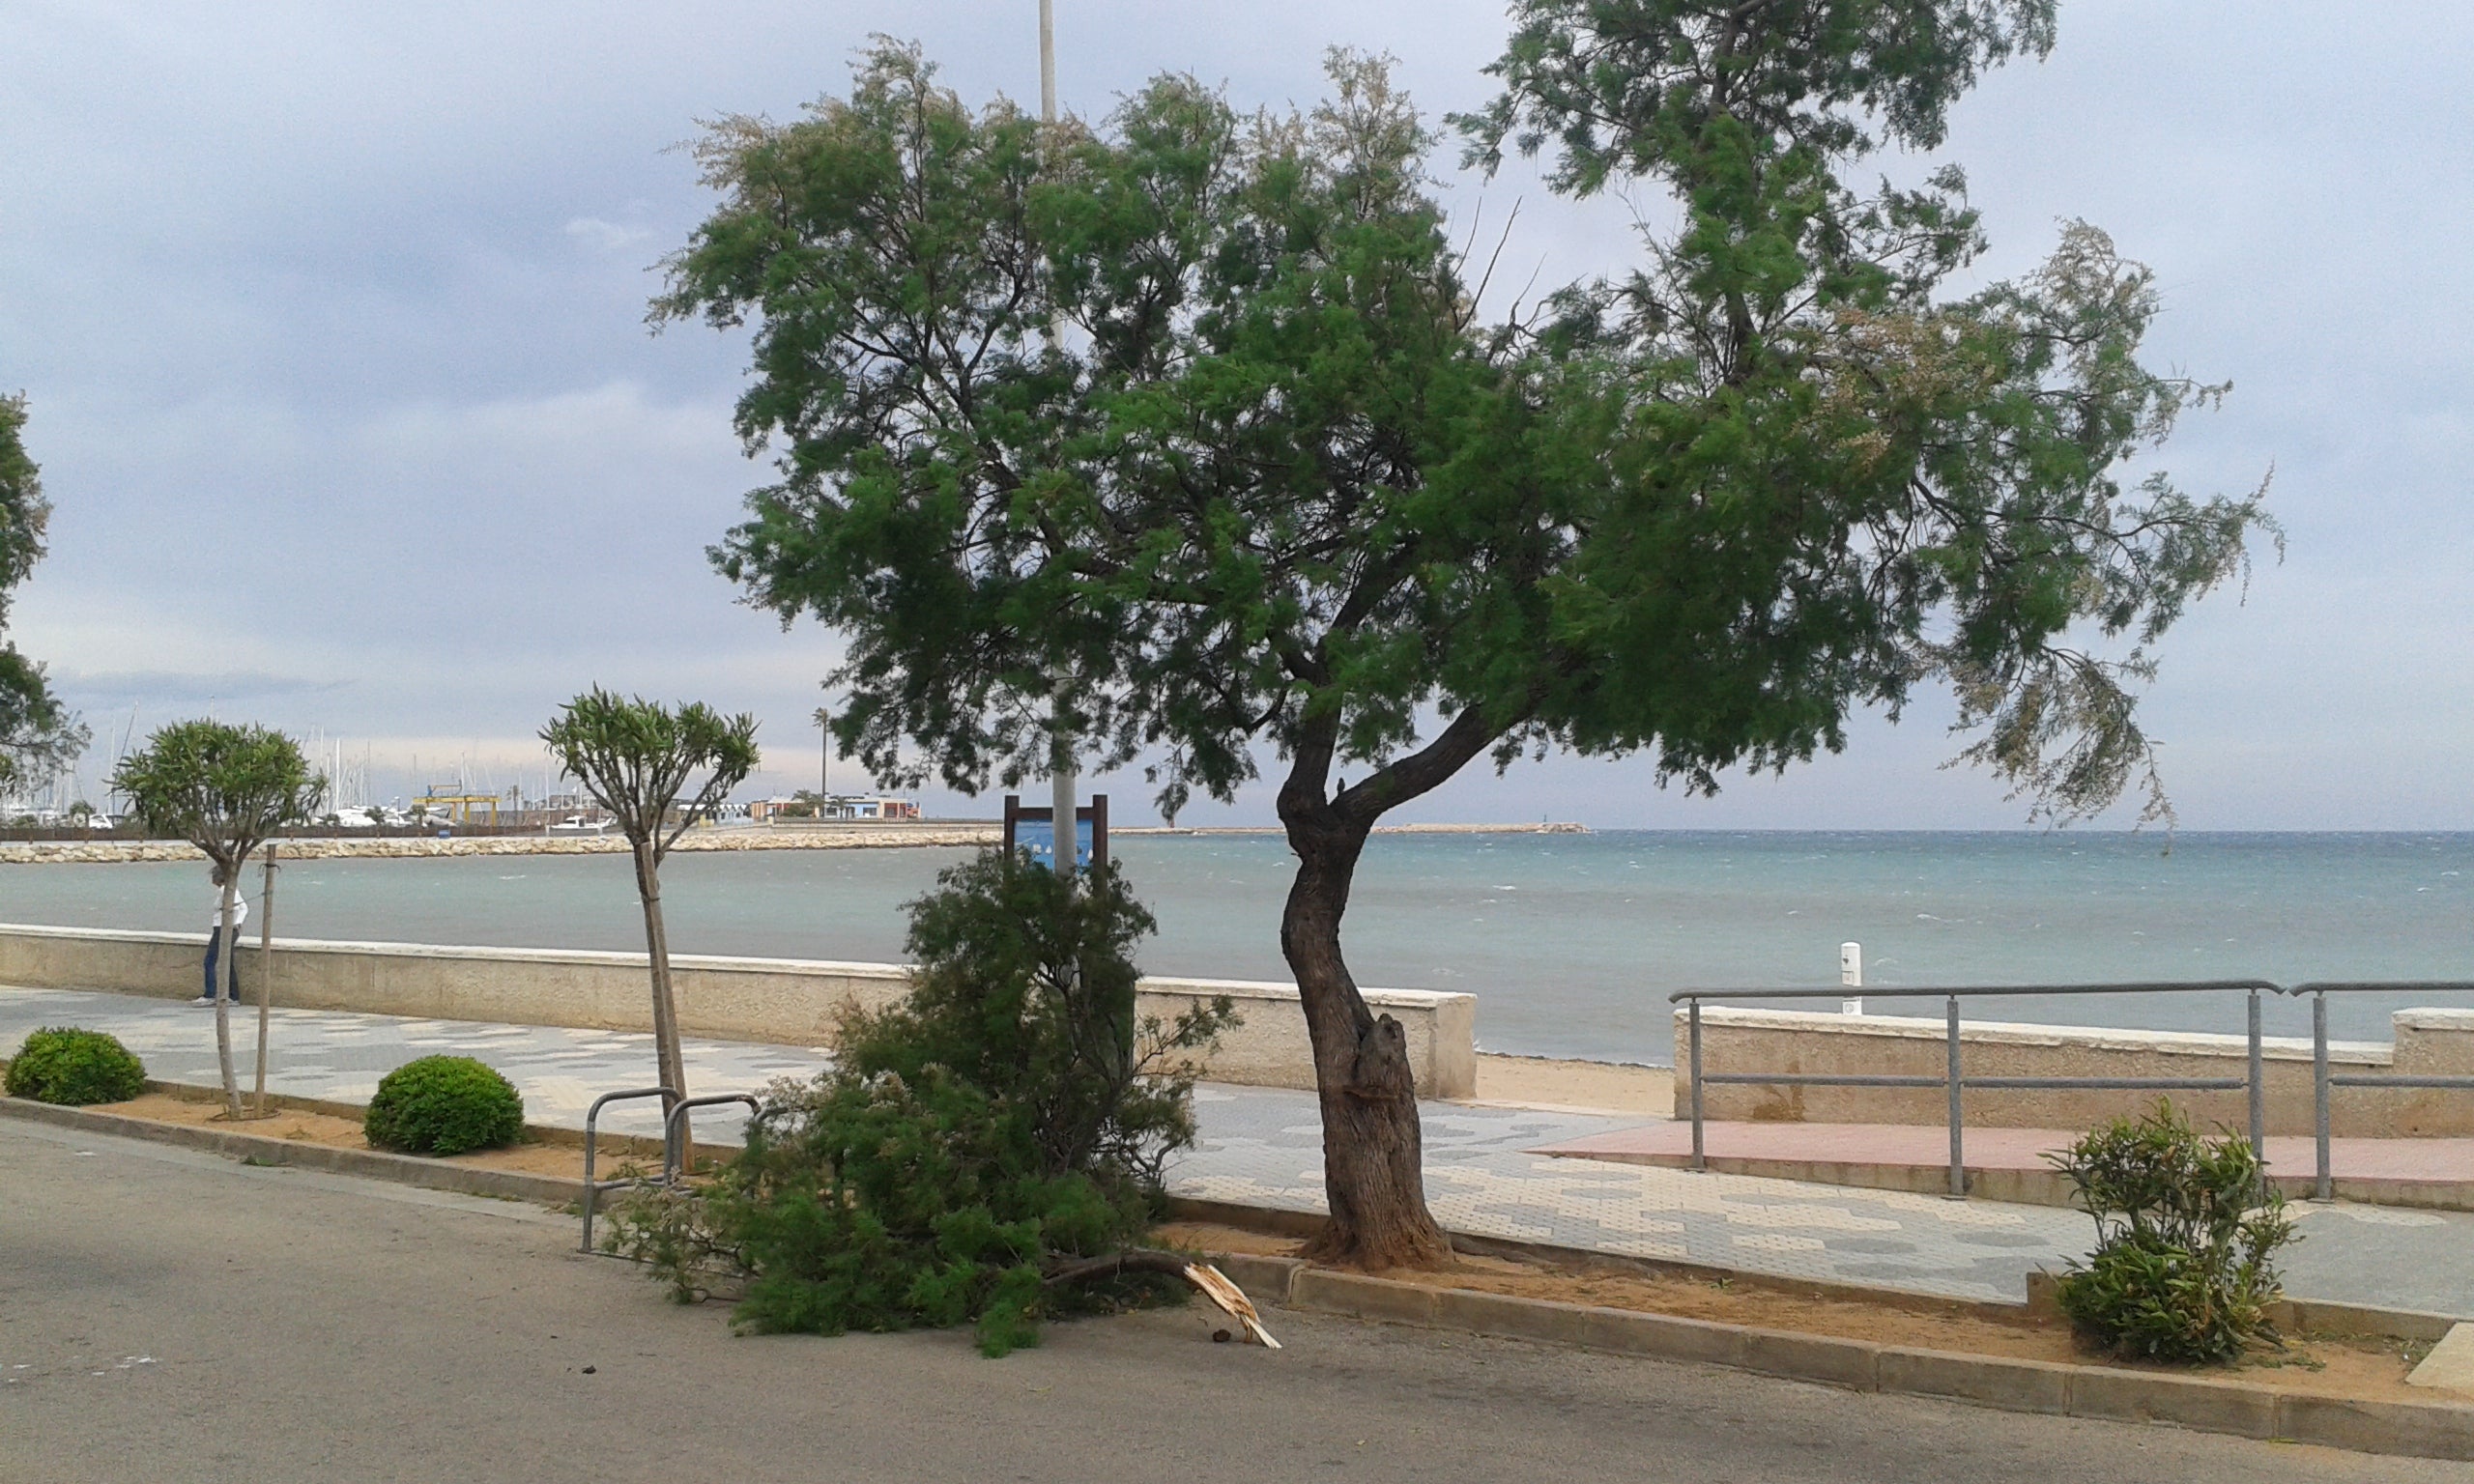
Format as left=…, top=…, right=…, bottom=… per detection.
left=539, top=688, right=759, bottom=858
left=607, top=852, right=1232, bottom=1356
left=672, top=33, right=2270, bottom=834
left=108, top=720, right=324, bottom=873
left=363, top=1055, right=527, bottom=1156
left=2046, top=1100, right=2296, bottom=1364
left=5, top=1026, right=146, bottom=1105
left=0, top=393, right=86, bottom=788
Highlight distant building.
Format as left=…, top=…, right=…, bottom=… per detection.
left=748, top=793, right=921, bottom=823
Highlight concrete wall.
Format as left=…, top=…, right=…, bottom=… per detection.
left=1676, top=1006, right=2474, bottom=1137
left=0, top=924, right=1476, bottom=1098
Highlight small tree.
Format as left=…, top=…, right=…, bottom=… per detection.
left=109, top=721, right=323, bottom=1116
left=541, top=689, right=758, bottom=1164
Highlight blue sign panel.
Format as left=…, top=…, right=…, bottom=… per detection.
left=1016, top=816, right=1095, bottom=870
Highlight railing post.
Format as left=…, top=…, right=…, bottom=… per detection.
left=2247, top=988, right=2265, bottom=1161
left=1945, top=994, right=1965, bottom=1199
left=2314, top=990, right=2333, bottom=1202
left=1688, top=998, right=1706, bottom=1173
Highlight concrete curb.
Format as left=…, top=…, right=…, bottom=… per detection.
left=1206, top=1256, right=2474, bottom=1463
left=0, top=1095, right=594, bottom=1207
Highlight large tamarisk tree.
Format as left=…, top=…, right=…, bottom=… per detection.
left=666, top=19, right=2270, bottom=1268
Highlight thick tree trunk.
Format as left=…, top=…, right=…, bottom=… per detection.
left=633, top=841, right=693, bottom=1171
left=213, top=875, right=242, bottom=1118
left=1280, top=799, right=1453, bottom=1271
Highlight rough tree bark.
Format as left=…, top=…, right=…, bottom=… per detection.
left=1278, top=704, right=1511, bottom=1270
left=633, top=839, right=693, bottom=1170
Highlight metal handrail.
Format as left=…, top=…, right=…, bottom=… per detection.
left=579, top=1085, right=674, bottom=1253
left=2283, top=982, right=2474, bottom=1201
left=1673, top=982, right=2279, bottom=1198
left=662, top=1094, right=762, bottom=1184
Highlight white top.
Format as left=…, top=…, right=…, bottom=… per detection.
left=209, top=896, right=249, bottom=931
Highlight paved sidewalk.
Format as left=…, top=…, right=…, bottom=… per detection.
left=8, top=986, right=2472, bottom=1316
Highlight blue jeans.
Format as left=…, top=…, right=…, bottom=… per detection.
left=202, top=930, right=241, bottom=1002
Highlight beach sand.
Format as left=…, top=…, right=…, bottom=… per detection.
left=1470, top=1053, right=1672, bottom=1117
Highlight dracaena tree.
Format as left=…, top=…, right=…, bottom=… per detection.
left=541, top=690, right=759, bottom=1164
left=665, top=17, right=2270, bottom=1268
left=110, top=721, right=324, bottom=1116
left=1, top=394, right=87, bottom=790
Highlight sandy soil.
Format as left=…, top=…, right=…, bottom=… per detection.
left=1152, top=1220, right=2441, bottom=1405
left=90, top=1092, right=629, bottom=1181
left=1471, top=1054, right=1672, bottom=1117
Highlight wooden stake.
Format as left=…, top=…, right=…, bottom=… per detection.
left=253, top=842, right=277, bottom=1114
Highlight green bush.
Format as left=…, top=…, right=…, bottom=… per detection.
left=609, top=851, right=1235, bottom=1356
left=4, top=1027, right=148, bottom=1105
left=2046, top=1100, right=2296, bottom=1364
left=363, top=1055, right=526, bottom=1156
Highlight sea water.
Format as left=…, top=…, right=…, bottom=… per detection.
left=4, top=831, right=2467, bottom=1064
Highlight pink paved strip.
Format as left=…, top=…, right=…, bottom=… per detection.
left=1534, top=1120, right=2474, bottom=1184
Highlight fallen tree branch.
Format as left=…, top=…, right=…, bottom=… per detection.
left=1041, top=1248, right=1281, bottom=1348
left=1041, top=1247, right=1197, bottom=1287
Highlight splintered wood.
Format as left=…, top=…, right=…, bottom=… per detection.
left=1186, top=1263, right=1281, bottom=1349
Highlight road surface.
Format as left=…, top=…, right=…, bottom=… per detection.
left=1, top=1120, right=2460, bottom=1484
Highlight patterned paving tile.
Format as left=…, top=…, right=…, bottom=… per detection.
left=8, top=985, right=2474, bottom=1315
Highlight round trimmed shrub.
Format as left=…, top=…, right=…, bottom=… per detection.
left=363, top=1055, right=525, bottom=1156
left=5, top=1027, right=148, bottom=1105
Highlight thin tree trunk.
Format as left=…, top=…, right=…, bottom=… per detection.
left=213, top=873, right=241, bottom=1118
left=1278, top=786, right=1452, bottom=1271
left=633, top=839, right=692, bottom=1171
left=253, top=842, right=277, bottom=1115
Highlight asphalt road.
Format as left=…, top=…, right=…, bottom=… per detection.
left=2, top=1120, right=2463, bottom=1484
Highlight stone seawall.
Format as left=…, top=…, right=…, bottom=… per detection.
left=0, top=924, right=1478, bottom=1098
left=1680, top=1005, right=2474, bottom=1138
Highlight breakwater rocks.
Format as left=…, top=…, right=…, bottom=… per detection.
left=0, top=825, right=1003, bottom=866
left=1122, top=821, right=1591, bottom=837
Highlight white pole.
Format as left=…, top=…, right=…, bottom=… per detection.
left=1039, top=0, right=1056, bottom=123
left=1841, top=942, right=1863, bottom=1015
left=1039, top=0, right=1074, bottom=874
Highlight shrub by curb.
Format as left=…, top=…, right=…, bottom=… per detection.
left=363, top=1055, right=525, bottom=1156
left=4, top=1027, right=147, bottom=1105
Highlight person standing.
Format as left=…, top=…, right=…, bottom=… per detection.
left=196, top=864, right=247, bottom=1006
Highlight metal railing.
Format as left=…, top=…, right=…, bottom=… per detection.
left=663, top=1094, right=762, bottom=1184
left=575, top=1088, right=766, bottom=1254
left=2287, top=982, right=2474, bottom=1201
left=1672, top=982, right=2280, bottom=1198
left=579, top=1085, right=673, bottom=1253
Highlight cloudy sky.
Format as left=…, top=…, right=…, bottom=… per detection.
left=5, top=1, right=2468, bottom=828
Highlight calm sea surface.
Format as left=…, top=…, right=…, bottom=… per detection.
left=5, top=831, right=2468, bottom=1064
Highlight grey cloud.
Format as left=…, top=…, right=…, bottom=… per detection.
left=4, top=2, right=2470, bottom=828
